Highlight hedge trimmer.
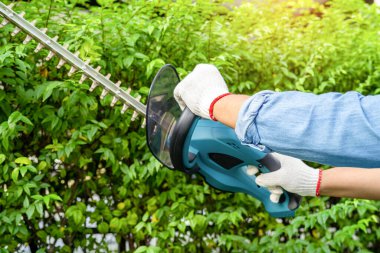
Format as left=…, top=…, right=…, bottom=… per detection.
left=0, top=2, right=301, bottom=217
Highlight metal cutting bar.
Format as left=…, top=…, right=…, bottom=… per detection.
left=0, top=2, right=147, bottom=116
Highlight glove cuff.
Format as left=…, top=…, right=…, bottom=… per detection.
left=209, top=93, right=232, bottom=121
left=315, top=169, right=323, bottom=197
left=198, top=89, right=230, bottom=119
left=297, top=167, right=320, bottom=196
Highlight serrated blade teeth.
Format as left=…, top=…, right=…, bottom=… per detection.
left=45, top=51, right=55, bottom=61
left=131, top=95, right=141, bottom=121
left=57, top=58, right=66, bottom=69
left=100, top=89, right=108, bottom=99
left=34, top=28, right=48, bottom=52
left=111, top=90, right=120, bottom=107
left=79, top=60, right=90, bottom=82
left=67, top=52, right=79, bottom=76
left=34, top=43, right=44, bottom=53
left=110, top=81, right=122, bottom=106
left=11, top=27, right=21, bottom=36
left=68, top=66, right=77, bottom=76
left=131, top=111, right=139, bottom=121
left=99, top=73, right=112, bottom=99
left=89, top=80, right=98, bottom=92
left=0, top=19, right=9, bottom=28
left=121, top=103, right=129, bottom=114
left=110, top=96, right=119, bottom=107
left=141, top=118, right=146, bottom=128
left=19, top=12, right=26, bottom=18
left=79, top=74, right=87, bottom=84
left=89, top=66, right=101, bottom=91
left=23, top=35, right=33, bottom=44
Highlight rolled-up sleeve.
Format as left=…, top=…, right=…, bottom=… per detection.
left=235, top=90, right=380, bottom=168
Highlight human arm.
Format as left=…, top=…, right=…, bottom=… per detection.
left=213, top=94, right=250, bottom=128
left=210, top=95, right=380, bottom=200
left=320, top=167, right=380, bottom=199
left=213, top=90, right=380, bottom=168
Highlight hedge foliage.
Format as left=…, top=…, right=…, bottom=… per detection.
left=1, top=0, right=380, bottom=252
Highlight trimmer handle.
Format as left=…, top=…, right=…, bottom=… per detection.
left=258, top=153, right=302, bottom=211
left=171, top=108, right=301, bottom=217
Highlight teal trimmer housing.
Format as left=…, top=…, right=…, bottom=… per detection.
left=146, top=65, right=301, bottom=218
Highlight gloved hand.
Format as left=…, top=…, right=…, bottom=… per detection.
left=256, top=153, right=321, bottom=202
left=174, top=64, right=230, bottom=120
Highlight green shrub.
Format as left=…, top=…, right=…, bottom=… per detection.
left=0, top=0, right=380, bottom=252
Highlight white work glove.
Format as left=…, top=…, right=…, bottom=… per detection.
left=256, top=153, right=321, bottom=202
left=174, top=64, right=229, bottom=120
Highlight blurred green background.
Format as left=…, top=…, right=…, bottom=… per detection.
left=1, top=0, right=380, bottom=252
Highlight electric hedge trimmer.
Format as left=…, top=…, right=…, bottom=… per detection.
left=0, top=2, right=301, bottom=217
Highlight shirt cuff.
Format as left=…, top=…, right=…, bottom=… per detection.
left=235, top=90, right=275, bottom=151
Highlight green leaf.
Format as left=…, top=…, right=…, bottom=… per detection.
left=73, top=210, right=83, bottom=225
left=110, top=217, right=121, bottom=232
left=134, top=52, right=148, bottom=60
left=37, top=230, right=48, bottom=242
left=20, top=166, right=28, bottom=177
left=37, top=161, right=48, bottom=171
left=43, top=196, right=50, bottom=207
left=42, top=81, right=61, bottom=102
left=36, top=248, right=47, bottom=253
left=135, top=246, right=147, bottom=253
left=98, top=222, right=109, bottom=234
left=15, top=186, right=23, bottom=198
left=123, top=56, right=134, bottom=68
left=138, top=87, right=150, bottom=96
left=178, top=223, right=186, bottom=233
left=31, top=195, right=44, bottom=201
left=23, top=197, right=30, bottom=208
left=127, top=212, right=138, bottom=226
left=0, top=51, right=13, bottom=64
left=135, top=222, right=145, bottom=232
left=11, top=167, right=19, bottom=182
left=26, top=205, right=35, bottom=219
left=190, top=215, right=207, bottom=231
left=27, top=165, right=37, bottom=173
left=146, top=58, right=165, bottom=78
left=2, top=135, right=9, bottom=151
left=15, top=157, right=31, bottom=165
left=7, top=111, right=33, bottom=127
left=47, top=194, right=62, bottom=201
left=35, top=202, right=43, bottom=217
left=23, top=184, right=31, bottom=195
left=0, top=154, right=6, bottom=164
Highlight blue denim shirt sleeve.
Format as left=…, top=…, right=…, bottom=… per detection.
left=235, top=90, right=380, bottom=168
